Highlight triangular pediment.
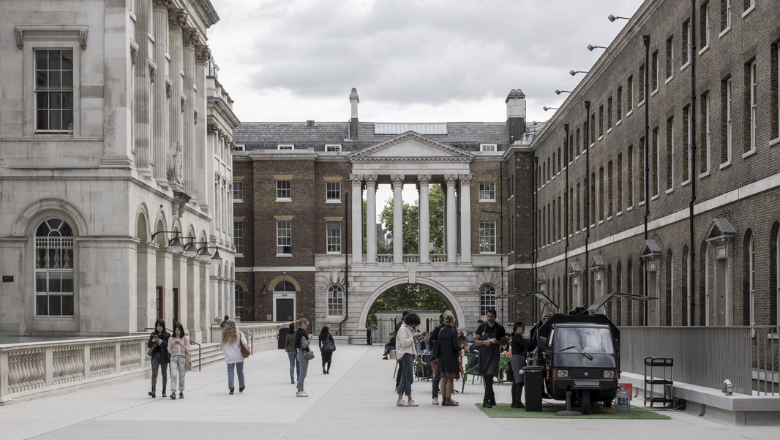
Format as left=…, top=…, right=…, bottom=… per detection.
left=641, top=239, right=662, bottom=258
left=349, top=131, right=473, bottom=160
left=705, top=218, right=736, bottom=240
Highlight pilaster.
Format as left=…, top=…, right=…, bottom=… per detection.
left=445, top=174, right=458, bottom=263
left=391, top=174, right=405, bottom=264
left=365, top=175, right=377, bottom=264
left=418, top=175, right=431, bottom=264
left=152, top=0, right=170, bottom=183
left=459, top=174, right=472, bottom=263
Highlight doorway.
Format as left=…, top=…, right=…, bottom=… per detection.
left=275, top=298, right=295, bottom=322
left=156, top=286, right=164, bottom=320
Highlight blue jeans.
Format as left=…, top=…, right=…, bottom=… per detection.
left=169, top=355, right=186, bottom=392
left=227, top=362, right=244, bottom=390
left=288, top=351, right=300, bottom=381
left=397, top=353, right=414, bottom=396
left=296, top=351, right=309, bottom=390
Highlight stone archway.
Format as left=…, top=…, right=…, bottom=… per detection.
left=358, top=276, right=466, bottom=331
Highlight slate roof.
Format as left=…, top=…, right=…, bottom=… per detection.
left=233, top=121, right=534, bottom=153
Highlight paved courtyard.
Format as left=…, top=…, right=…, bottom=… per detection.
left=0, top=345, right=777, bottom=440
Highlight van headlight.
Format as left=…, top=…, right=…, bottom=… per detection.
left=557, top=369, right=569, bottom=378
left=603, top=370, right=615, bottom=379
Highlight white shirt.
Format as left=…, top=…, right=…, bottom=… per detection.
left=395, top=324, right=418, bottom=358
left=222, top=332, right=248, bottom=364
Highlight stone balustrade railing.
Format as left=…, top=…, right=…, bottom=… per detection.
left=430, top=254, right=447, bottom=263
left=402, top=255, right=420, bottom=263
left=0, top=335, right=148, bottom=404
left=209, top=322, right=291, bottom=353
left=376, top=254, right=393, bottom=264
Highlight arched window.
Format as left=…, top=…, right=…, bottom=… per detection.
left=234, top=285, right=244, bottom=321
left=274, top=281, right=296, bottom=293
left=480, top=284, right=496, bottom=316
left=748, top=233, right=756, bottom=326
left=327, top=285, right=343, bottom=316
left=35, top=219, right=75, bottom=316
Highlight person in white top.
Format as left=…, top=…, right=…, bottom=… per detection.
left=221, top=320, right=248, bottom=394
left=395, top=313, right=422, bottom=407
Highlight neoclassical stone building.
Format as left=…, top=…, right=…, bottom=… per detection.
left=233, top=89, right=541, bottom=340
left=0, top=0, right=238, bottom=341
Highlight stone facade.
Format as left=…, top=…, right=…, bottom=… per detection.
left=0, top=0, right=238, bottom=341
left=232, top=91, right=541, bottom=338
left=531, top=0, right=780, bottom=328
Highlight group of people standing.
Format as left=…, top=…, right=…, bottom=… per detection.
left=284, top=318, right=336, bottom=397
left=388, top=308, right=534, bottom=409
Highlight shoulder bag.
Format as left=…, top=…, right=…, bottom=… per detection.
left=239, top=332, right=251, bottom=358
left=322, top=339, right=336, bottom=353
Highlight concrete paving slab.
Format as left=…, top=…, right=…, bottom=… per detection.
left=0, top=345, right=778, bottom=440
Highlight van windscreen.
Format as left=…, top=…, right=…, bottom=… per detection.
left=555, top=327, right=614, bottom=354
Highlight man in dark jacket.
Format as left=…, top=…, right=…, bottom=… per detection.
left=474, top=309, right=506, bottom=408
left=429, top=311, right=448, bottom=405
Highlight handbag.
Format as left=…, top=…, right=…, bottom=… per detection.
left=322, top=340, right=336, bottom=353
left=147, top=345, right=156, bottom=357
left=304, top=349, right=315, bottom=361
left=239, top=332, right=251, bottom=358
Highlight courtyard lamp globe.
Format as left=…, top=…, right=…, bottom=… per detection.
left=570, top=70, right=589, bottom=76
left=197, top=246, right=212, bottom=259
left=555, top=89, right=571, bottom=95
left=183, top=240, right=198, bottom=255
left=587, top=45, right=608, bottom=51
left=543, top=106, right=557, bottom=112
left=211, top=248, right=223, bottom=261
left=608, top=14, right=629, bottom=22
left=168, top=233, right=185, bottom=249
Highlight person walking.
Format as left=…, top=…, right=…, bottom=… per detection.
left=221, top=320, right=248, bottom=395
left=319, top=326, right=335, bottom=374
left=147, top=318, right=170, bottom=398
left=285, top=322, right=299, bottom=384
left=510, top=322, right=535, bottom=408
left=438, top=313, right=463, bottom=406
left=395, top=313, right=421, bottom=407
left=167, top=322, right=190, bottom=399
left=294, top=318, right=313, bottom=397
left=474, top=309, right=506, bottom=408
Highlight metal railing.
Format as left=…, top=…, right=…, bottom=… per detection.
left=620, top=326, right=779, bottom=396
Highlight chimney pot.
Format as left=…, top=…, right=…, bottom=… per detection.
left=307, top=120, right=315, bottom=127
left=349, top=88, right=359, bottom=139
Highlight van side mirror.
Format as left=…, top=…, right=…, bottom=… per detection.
left=538, top=337, right=548, bottom=349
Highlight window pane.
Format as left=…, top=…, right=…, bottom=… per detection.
left=36, top=110, right=48, bottom=130
left=62, top=50, right=73, bottom=70
left=62, top=295, right=74, bottom=316
left=36, top=71, right=48, bottom=90
left=36, top=272, right=47, bottom=292
left=49, top=50, right=61, bottom=70
left=36, top=295, right=48, bottom=316
left=36, top=50, right=48, bottom=70
left=61, top=272, right=74, bottom=292
left=49, top=272, right=62, bottom=292
left=49, top=295, right=62, bottom=316
left=62, top=71, right=73, bottom=89
left=50, top=110, right=62, bottom=130
left=51, top=93, right=62, bottom=110
left=62, top=111, right=74, bottom=132
left=49, top=71, right=61, bottom=89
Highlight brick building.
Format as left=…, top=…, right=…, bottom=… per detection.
left=532, top=0, right=780, bottom=328
left=232, top=89, right=543, bottom=337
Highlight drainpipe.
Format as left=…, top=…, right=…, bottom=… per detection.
left=642, top=35, right=651, bottom=327
left=500, top=165, right=505, bottom=325
left=584, top=101, right=591, bottom=307
left=533, top=156, right=538, bottom=323
left=564, top=123, right=570, bottom=312
left=689, top=0, right=697, bottom=327
left=340, top=191, right=350, bottom=336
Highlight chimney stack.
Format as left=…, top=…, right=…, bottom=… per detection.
left=506, top=89, right=526, bottom=143
left=349, top=88, right=359, bottom=139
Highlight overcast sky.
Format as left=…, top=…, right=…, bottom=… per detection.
left=209, top=0, right=644, bottom=125
left=208, top=0, right=645, bottom=225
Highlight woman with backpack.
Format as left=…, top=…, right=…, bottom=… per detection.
left=221, top=320, right=248, bottom=395
left=147, top=318, right=170, bottom=398
left=167, top=322, right=190, bottom=399
left=318, top=326, right=335, bottom=374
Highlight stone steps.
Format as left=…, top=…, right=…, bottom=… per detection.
left=189, top=343, right=224, bottom=371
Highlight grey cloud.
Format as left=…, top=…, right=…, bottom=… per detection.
left=210, top=0, right=643, bottom=113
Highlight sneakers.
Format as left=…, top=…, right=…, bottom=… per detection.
left=239, top=387, right=245, bottom=393
left=229, top=388, right=234, bottom=395
left=396, top=400, right=408, bottom=407
left=432, top=397, right=439, bottom=405
left=296, top=391, right=309, bottom=397
left=407, top=400, right=418, bottom=407
left=179, top=392, right=184, bottom=399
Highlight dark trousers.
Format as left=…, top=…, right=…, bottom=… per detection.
left=431, top=367, right=441, bottom=398
left=396, top=359, right=404, bottom=387
left=484, top=374, right=496, bottom=404
left=151, top=354, right=168, bottom=392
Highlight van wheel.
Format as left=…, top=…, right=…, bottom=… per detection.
left=604, top=400, right=612, bottom=408
left=581, top=390, right=591, bottom=415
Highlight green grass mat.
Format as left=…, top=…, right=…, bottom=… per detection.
left=476, top=403, right=671, bottom=419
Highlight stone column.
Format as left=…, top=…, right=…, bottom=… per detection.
left=186, top=257, right=201, bottom=342
left=391, top=174, right=405, bottom=264
left=167, top=9, right=186, bottom=186
left=182, top=29, right=198, bottom=200
left=156, top=249, right=173, bottom=324
left=418, top=175, right=431, bottom=263
left=350, top=174, right=363, bottom=263
left=459, top=174, right=472, bottom=263
left=136, top=243, right=157, bottom=331
left=152, top=0, right=170, bottom=183
left=365, top=175, right=377, bottom=263
left=445, top=175, right=458, bottom=263
left=199, top=261, right=210, bottom=341
left=195, top=47, right=210, bottom=207
left=134, top=0, right=152, bottom=174
left=172, top=253, right=188, bottom=328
